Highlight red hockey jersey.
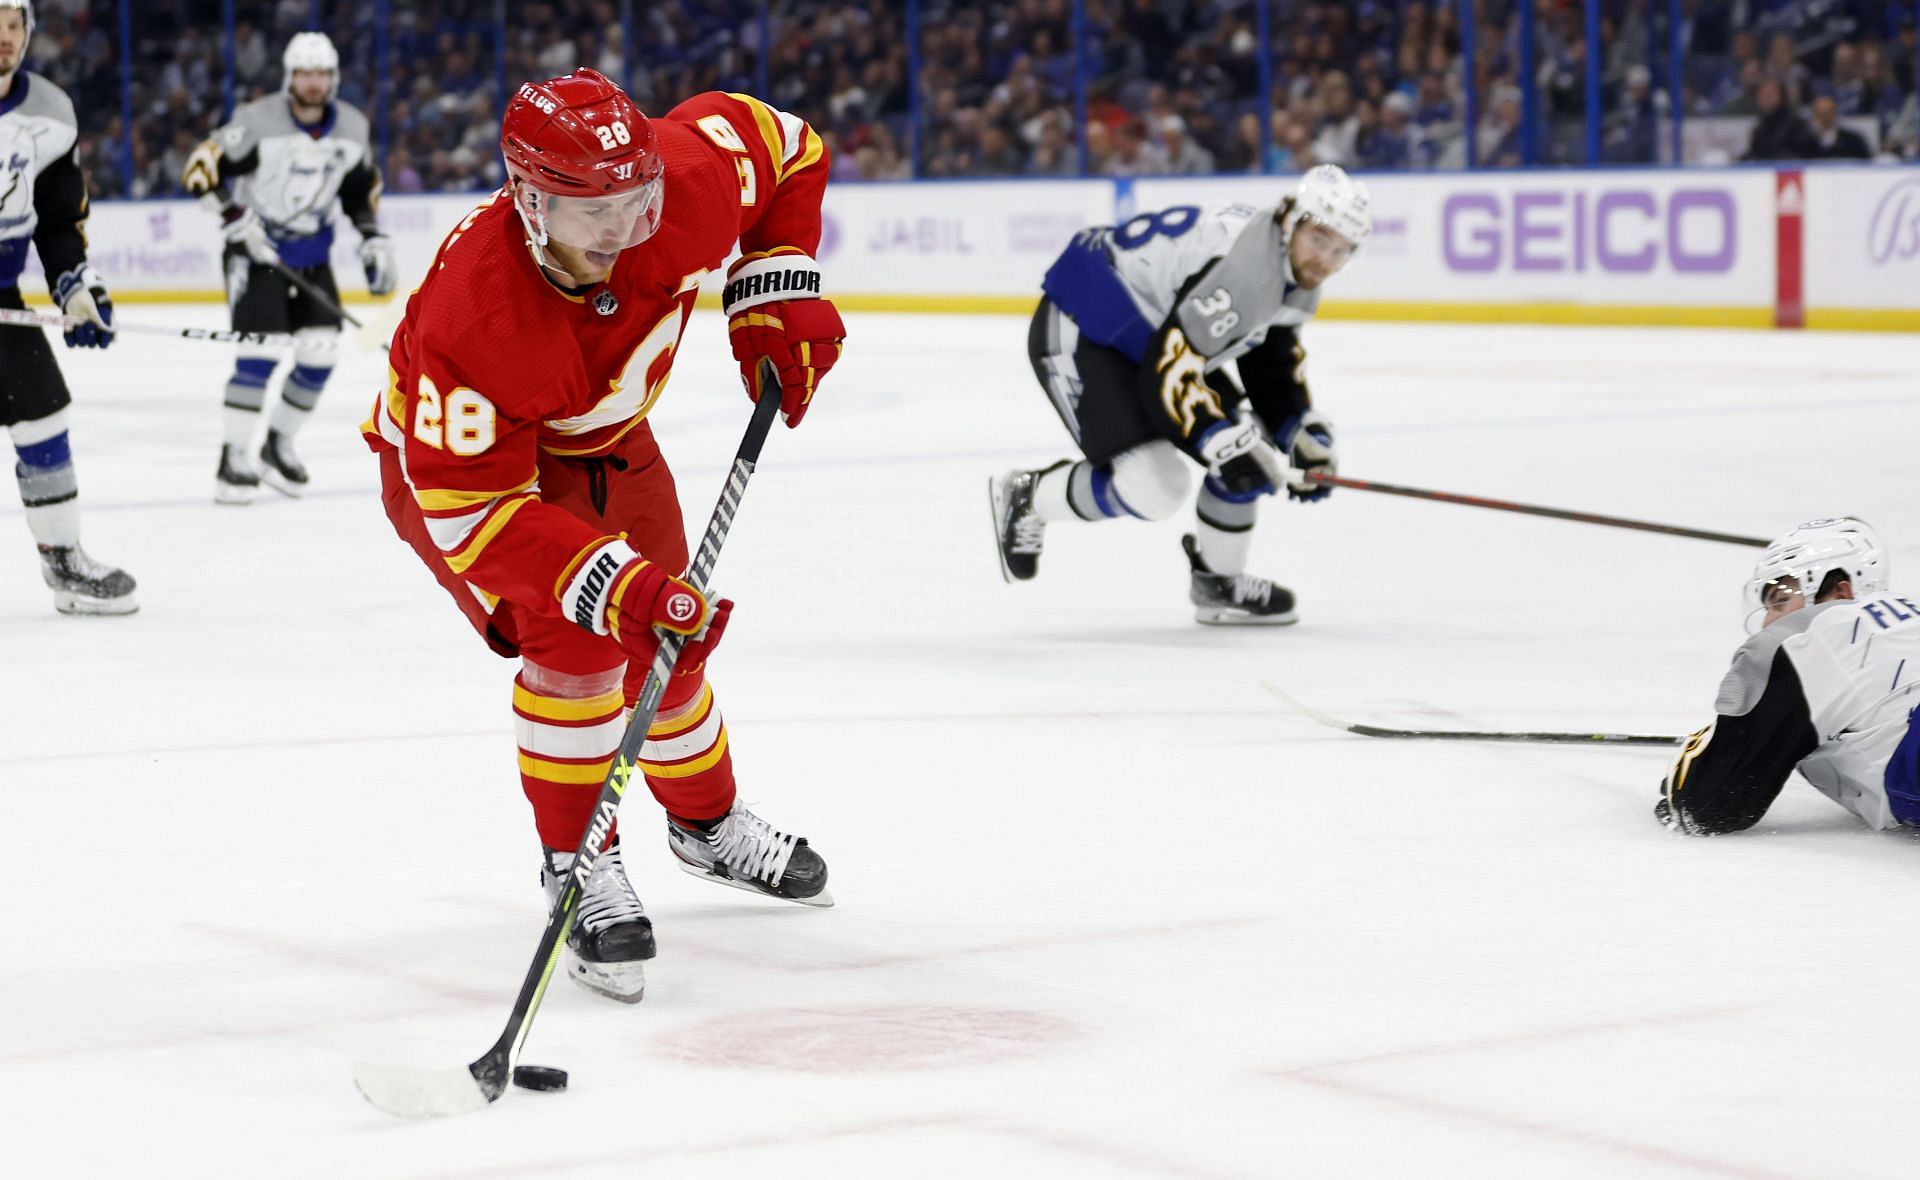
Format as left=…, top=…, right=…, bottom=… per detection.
left=365, top=91, right=827, bottom=616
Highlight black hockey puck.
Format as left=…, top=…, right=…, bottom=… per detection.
left=512, top=1065, right=569, bottom=1092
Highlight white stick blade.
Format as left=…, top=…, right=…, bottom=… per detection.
left=352, top=1060, right=494, bottom=1119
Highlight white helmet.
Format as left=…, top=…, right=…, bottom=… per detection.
left=1291, top=164, right=1372, bottom=249
left=283, top=32, right=339, bottom=102
left=0, top=0, right=33, bottom=44
left=1743, top=516, right=1889, bottom=631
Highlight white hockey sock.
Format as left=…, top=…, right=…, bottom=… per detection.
left=1194, top=483, right=1259, bottom=575
left=23, top=498, right=81, bottom=549
left=1030, top=461, right=1081, bottom=523
left=224, top=354, right=275, bottom=450
left=223, top=404, right=262, bottom=451
left=267, top=394, right=315, bottom=441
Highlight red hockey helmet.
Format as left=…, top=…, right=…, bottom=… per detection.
left=500, top=68, right=665, bottom=258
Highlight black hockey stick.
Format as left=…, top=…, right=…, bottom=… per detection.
left=1262, top=683, right=1685, bottom=747
left=353, top=363, right=783, bottom=1118
left=265, top=256, right=366, bottom=329
left=0, top=306, right=297, bottom=347
left=1304, top=473, right=1768, bottom=549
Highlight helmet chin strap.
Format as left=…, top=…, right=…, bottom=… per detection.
left=512, top=182, right=574, bottom=280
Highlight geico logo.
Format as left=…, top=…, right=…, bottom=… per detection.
left=1441, top=188, right=1737, bottom=274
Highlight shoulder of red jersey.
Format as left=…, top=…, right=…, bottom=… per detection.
left=654, top=92, right=829, bottom=258
left=403, top=197, right=582, bottom=419
left=662, top=92, right=826, bottom=184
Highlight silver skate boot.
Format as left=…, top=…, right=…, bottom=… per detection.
left=667, top=801, right=833, bottom=907
left=258, top=430, right=309, bottom=497
left=38, top=544, right=137, bottom=615
left=989, top=462, right=1061, bottom=582
left=1182, top=533, right=1298, bottom=625
left=215, top=445, right=260, bottom=505
left=541, top=840, right=655, bottom=1003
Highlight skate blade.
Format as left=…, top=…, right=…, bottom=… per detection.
left=259, top=467, right=307, bottom=499
left=565, top=950, right=646, bottom=1004
left=214, top=481, right=256, bottom=505
left=673, top=857, right=835, bottom=908
left=53, top=590, right=139, bottom=616
left=1194, top=606, right=1299, bottom=626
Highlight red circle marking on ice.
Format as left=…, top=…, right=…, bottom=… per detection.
left=656, top=1005, right=1077, bottom=1072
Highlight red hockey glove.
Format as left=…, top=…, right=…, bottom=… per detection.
left=558, top=538, right=732, bottom=672
left=723, top=249, right=845, bottom=428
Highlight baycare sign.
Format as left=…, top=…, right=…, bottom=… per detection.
left=1804, top=167, right=1920, bottom=311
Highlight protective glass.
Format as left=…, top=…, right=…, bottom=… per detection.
left=1745, top=573, right=1807, bottom=634
left=529, top=176, right=665, bottom=253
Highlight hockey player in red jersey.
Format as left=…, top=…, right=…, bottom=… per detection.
left=364, top=68, right=845, bottom=1003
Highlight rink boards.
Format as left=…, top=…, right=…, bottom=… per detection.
left=19, top=164, right=1920, bottom=330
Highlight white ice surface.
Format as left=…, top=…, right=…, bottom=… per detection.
left=3, top=305, right=1918, bottom=1179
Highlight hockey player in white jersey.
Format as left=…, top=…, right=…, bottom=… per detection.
left=989, top=164, right=1369, bottom=624
left=182, top=31, right=395, bottom=504
left=1659, top=517, right=1920, bottom=835
left=0, top=0, right=135, bottom=614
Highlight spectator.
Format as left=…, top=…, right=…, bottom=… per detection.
left=1155, top=113, right=1214, bottom=173
left=1744, top=78, right=1815, bottom=160
left=386, top=146, right=425, bottom=194
left=1763, top=32, right=1810, bottom=107
left=1827, top=41, right=1864, bottom=114
left=1722, top=57, right=1767, bottom=115
left=1807, top=94, right=1872, bottom=159
left=1103, top=118, right=1168, bottom=174
left=1605, top=63, right=1658, bottom=163
left=1029, top=111, right=1079, bottom=176
left=1267, top=109, right=1297, bottom=171
left=1369, top=90, right=1414, bottom=169
left=1885, top=91, right=1918, bottom=160
left=1478, top=85, right=1523, bottom=167
left=1311, top=68, right=1358, bottom=165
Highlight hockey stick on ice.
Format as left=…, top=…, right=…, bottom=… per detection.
left=1296, top=472, right=1767, bottom=549
left=352, top=363, right=784, bottom=1119
left=1262, top=682, right=1684, bottom=746
left=0, top=306, right=299, bottom=347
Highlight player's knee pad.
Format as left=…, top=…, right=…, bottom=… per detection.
left=292, top=327, right=340, bottom=372
left=1105, top=441, right=1192, bottom=521
left=520, top=658, right=625, bottom=699
left=1197, top=476, right=1262, bottom=527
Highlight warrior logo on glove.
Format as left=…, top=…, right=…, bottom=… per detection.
left=723, top=248, right=846, bottom=427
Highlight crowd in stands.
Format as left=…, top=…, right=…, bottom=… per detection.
left=14, top=0, right=1918, bottom=201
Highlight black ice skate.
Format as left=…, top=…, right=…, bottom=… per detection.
left=541, top=841, right=656, bottom=1003
left=215, top=445, right=261, bottom=505
left=989, top=464, right=1056, bottom=582
left=258, top=431, right=309, bottom=498
left=667, top=801, right=833, bottom=907
left=38, top=544, right=137, bottom=616
left=1182, top=533, right=1298, bottom=626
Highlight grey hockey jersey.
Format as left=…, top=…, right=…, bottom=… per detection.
left=1662, top=593, right=1920, bottom=833
left=1040, top=201, right=1323, bottom=455
left=1044, top=202, right=1318, bottom=370
left=182, top=95, right=380, bottom=268
left=0, top=71, right=91, bottom=290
